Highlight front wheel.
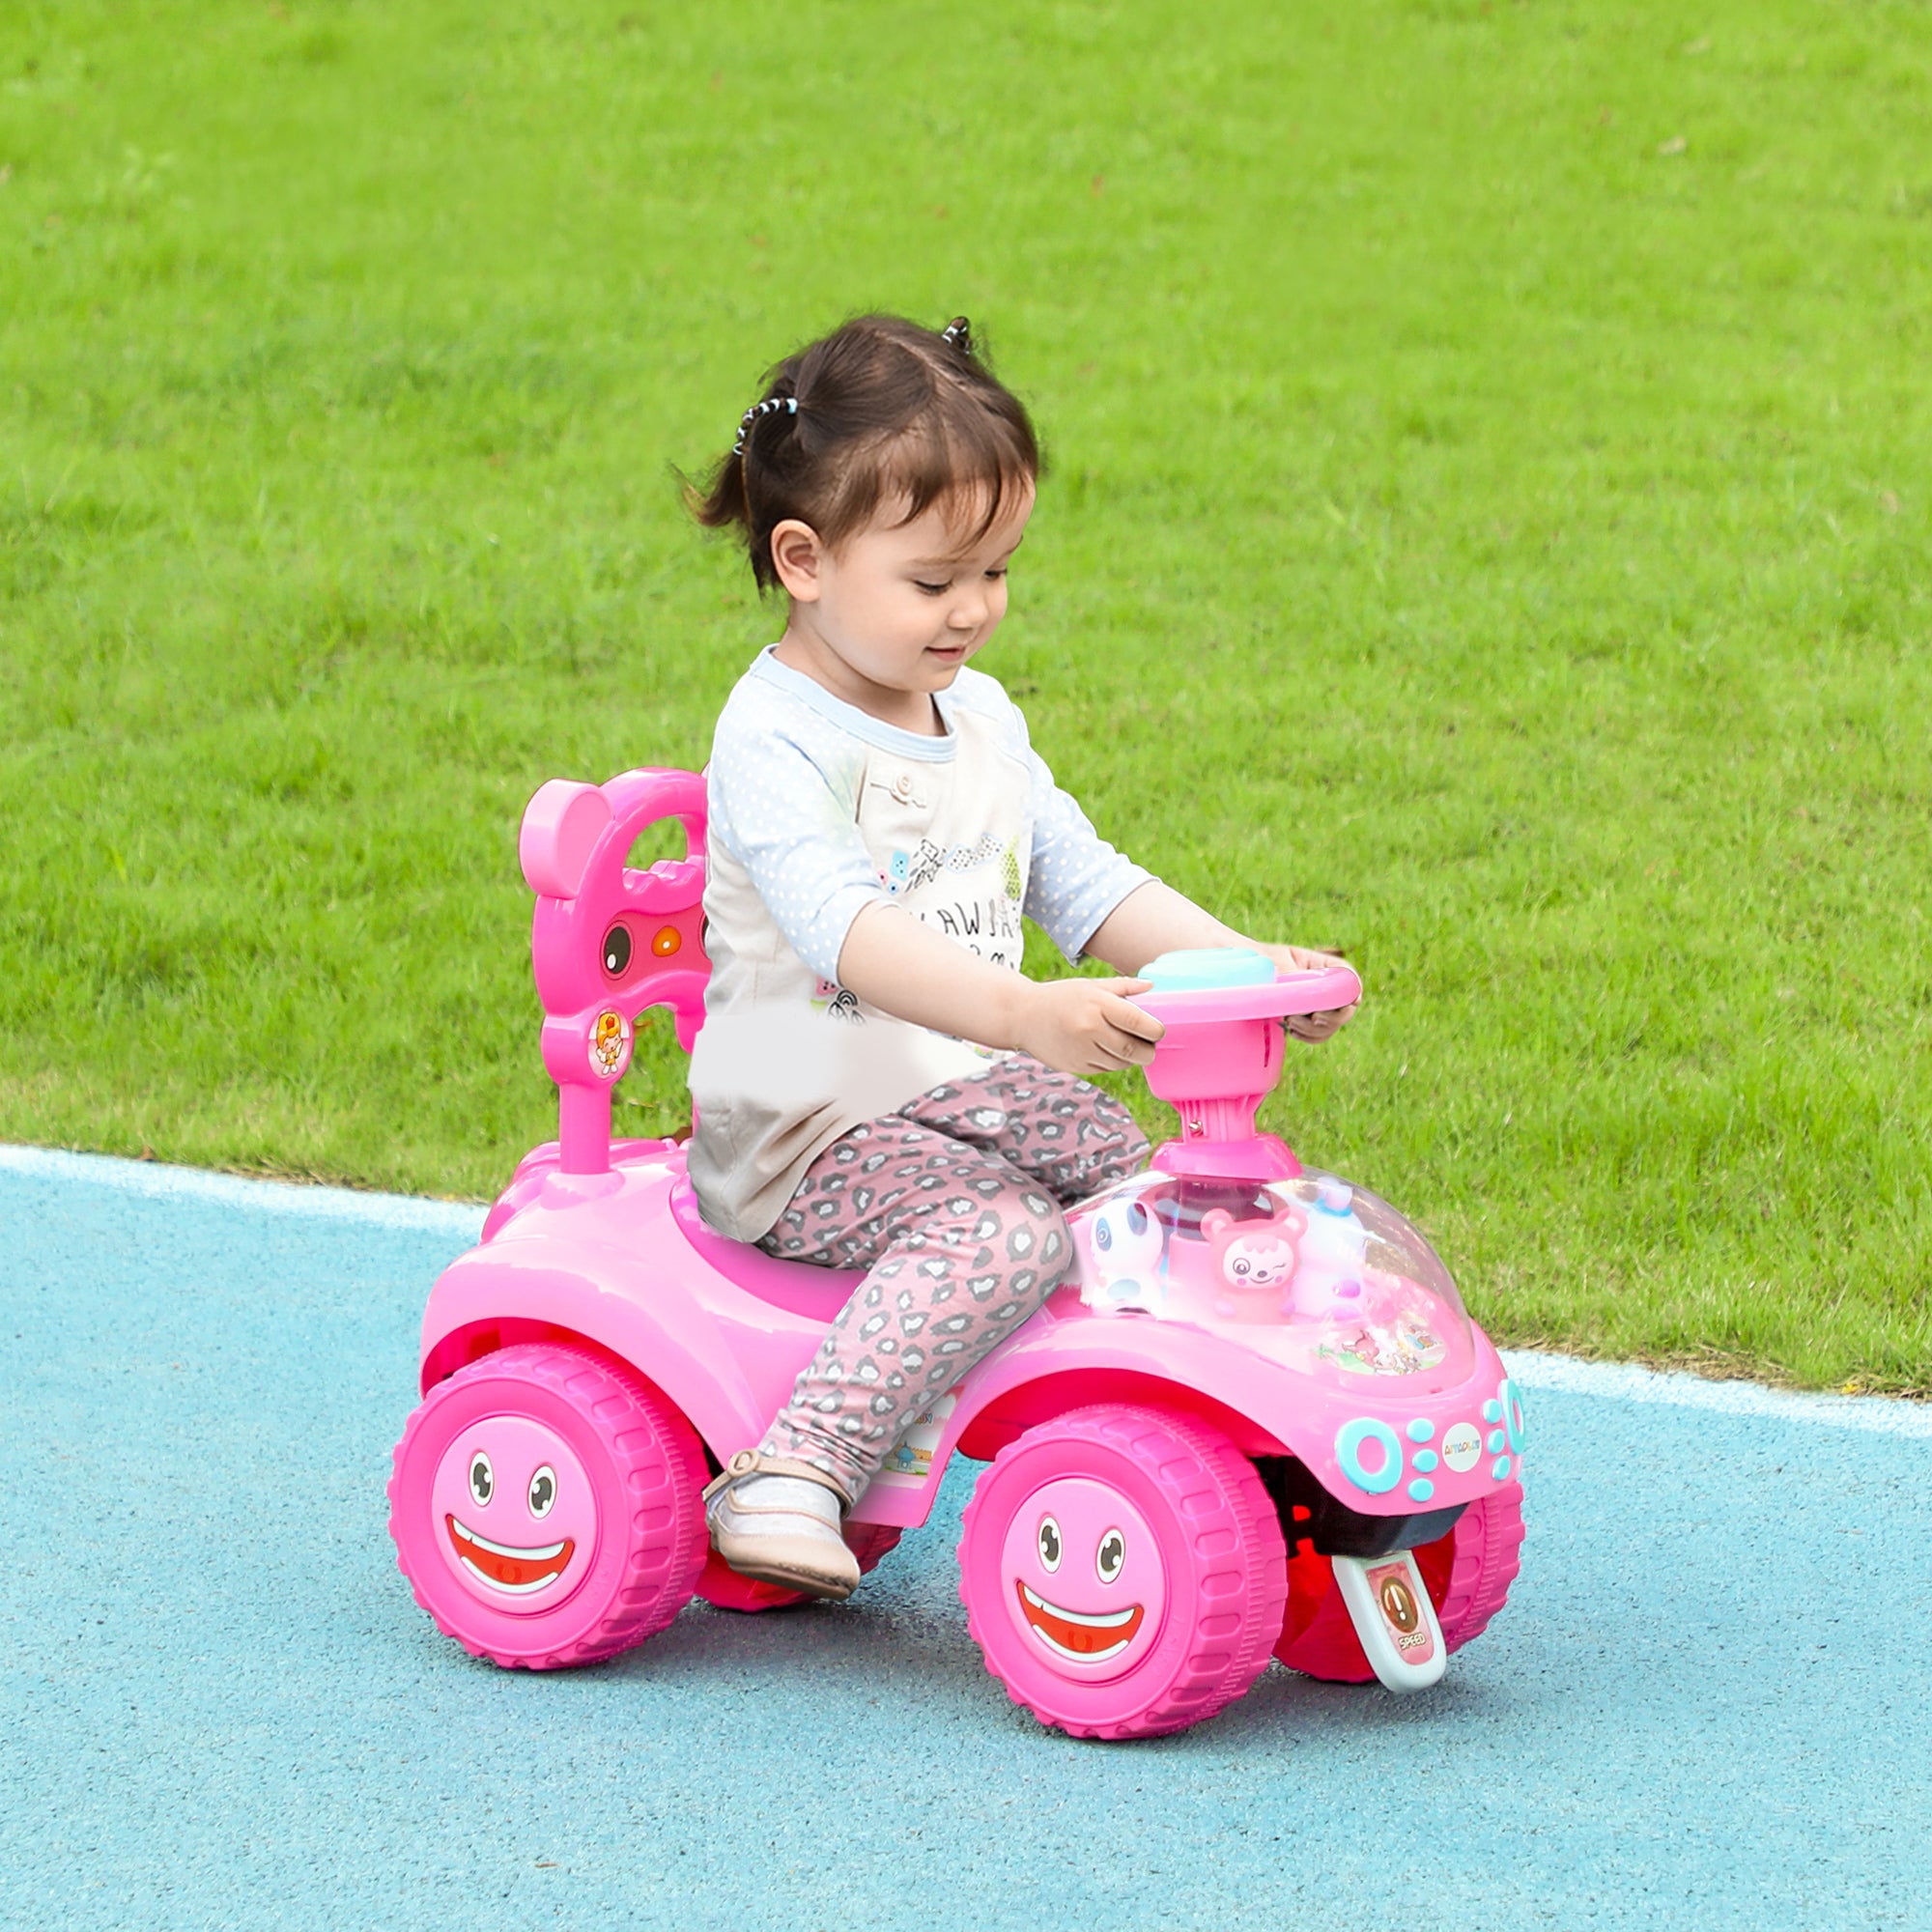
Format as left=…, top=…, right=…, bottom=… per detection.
left=388, top=1343, right=708, bottom=1668
left=958, top=1405, right=1287, bottom=1740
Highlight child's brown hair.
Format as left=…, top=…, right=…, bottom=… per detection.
left=691, top=315, right=1041, bottom=591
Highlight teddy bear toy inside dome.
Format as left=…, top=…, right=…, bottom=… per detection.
left=1199, top=1204, right=1308, bottom=1321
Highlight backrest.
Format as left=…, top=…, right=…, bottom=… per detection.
left=519, top=768, right=710, bottom=1173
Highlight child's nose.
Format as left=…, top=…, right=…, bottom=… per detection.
left=949, top=588, right=987, bottom=628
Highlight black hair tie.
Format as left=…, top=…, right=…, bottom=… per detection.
left=732, top=395, right=798, bottom=457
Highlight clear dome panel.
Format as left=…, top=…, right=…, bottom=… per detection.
left=1066, top=1166, right=1472, bottom=1383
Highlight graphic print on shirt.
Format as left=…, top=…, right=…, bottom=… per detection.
left=810, top=978, right=864, bottom=1022
left=878, top=828, right=1026, bottom=969
left=926, top=889, right=1024, bottom=963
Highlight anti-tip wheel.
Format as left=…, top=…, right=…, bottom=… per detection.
left=1274, top=1480, right=1525, bottom=1682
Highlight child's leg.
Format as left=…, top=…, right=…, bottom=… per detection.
left=896, top=1054, right=1149, bottom=1205
left=753, top=1063, right=1146, bottom=1501
left=754, top=1118, right=1070, bottom=1500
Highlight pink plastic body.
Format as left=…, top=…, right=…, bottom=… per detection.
left=395, top=765, right=1525, bottom=1702
left=521, top=769, right=710, bottom=1175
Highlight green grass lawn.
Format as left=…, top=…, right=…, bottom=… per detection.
left=3, top=0, right=1927, bottom=1392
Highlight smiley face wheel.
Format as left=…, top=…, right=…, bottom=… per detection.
left=957, top=1404, right=1288, bottom=1740
left=387, top=1343, right=708, bottom=1669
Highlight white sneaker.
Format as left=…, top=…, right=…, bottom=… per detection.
left=701, top=1451, right=862, bottom=1601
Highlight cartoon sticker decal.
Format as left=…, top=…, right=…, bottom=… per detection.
left=1000, top=1477, right=1167, bottom=1680
left=1314, top=1269, right=1449, bottom=1376
left=1367, top=1556, right=1437, bottom=1662
left=877, top=1392, right=959, bottom=1482
left=430, top=1416, right=593, bottom=1609
left=589, top=1009, right=632, bottom=1080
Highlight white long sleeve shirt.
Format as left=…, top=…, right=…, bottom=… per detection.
left=687, top=648, right=1151, bottom=1240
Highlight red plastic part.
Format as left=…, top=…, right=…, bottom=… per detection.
left=387, top=1343, right=709, bottom=1669
left=958, top=1404, right=1289, bottom=1741
left=1272, top=1480, right=1525, bottom=1681
left=696, top=1521, right=906, bottom=1613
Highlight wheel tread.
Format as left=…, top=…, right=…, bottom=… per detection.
left=1435, top=1479, right=1526, bottom=1649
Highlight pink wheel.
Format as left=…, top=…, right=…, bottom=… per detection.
left=958, top=1405, right=1288, bottom=1740
left=696, top=1520, right=904, bottom=1613
left=1274, top=1481, right=1525, bottom=1681
left=387, top=1343, right=708, bottom=1669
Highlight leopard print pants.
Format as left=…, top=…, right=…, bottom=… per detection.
left=754, top=1055, right=1148, bottom=1500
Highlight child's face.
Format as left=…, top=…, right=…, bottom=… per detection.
left=772, top=483, right=1035, bottom=724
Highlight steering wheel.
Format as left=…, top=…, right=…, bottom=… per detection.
left=1129, top=950, right=1362, bottom=1032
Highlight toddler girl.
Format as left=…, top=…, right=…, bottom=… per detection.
left=688, top=314, right=1352, bottom=1599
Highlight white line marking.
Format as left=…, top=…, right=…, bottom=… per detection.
left=1502, top=1350, right=1932, bottom=1440
left=6, top=1148, right=1926, bottom=1438
left=0, top=1145, right=487, bottom=1237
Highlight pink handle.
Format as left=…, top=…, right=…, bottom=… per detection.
left=524, top=766, right=712, bottom=1176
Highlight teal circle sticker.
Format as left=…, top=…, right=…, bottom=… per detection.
left=1500, top=1377, right=1526, bottom=1454
left=1335, top=1417, right=1404, bottom=1495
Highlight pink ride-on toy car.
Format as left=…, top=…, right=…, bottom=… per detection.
left=387, top=768, right=1526, bottom=1740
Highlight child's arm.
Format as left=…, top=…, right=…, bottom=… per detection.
left=838, top=903, right=1165, bottom=1074
left=1082, top=881, right=1358, bottom=1042
left=1012, top=720, right=1353, bottom=1045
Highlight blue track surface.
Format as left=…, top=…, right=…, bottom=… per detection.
left=5, top=1148, right=1929, bottom=1931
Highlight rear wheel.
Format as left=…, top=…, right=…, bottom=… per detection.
left=1273, top=1481, right=1525, bottom=1681
left=387, top=1343, right=708, bottom=1669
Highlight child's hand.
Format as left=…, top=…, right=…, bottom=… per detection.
left=1015, top=977, right=1166, bottom=1075
left=1257, top=944, right=1358, bottom=1042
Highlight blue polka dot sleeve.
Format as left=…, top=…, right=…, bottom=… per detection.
left=1023, top=743, right=1151, bottom=962
left=708, top=709, right=891, bottom=985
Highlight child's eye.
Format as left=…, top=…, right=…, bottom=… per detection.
left=914, top=580, right=951, bottom=596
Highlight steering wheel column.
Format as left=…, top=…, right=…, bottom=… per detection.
left=1130, top=950, right=1363, bottom=1185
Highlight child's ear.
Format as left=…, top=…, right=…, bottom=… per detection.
left=769, top=519, right=825, bottom=601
